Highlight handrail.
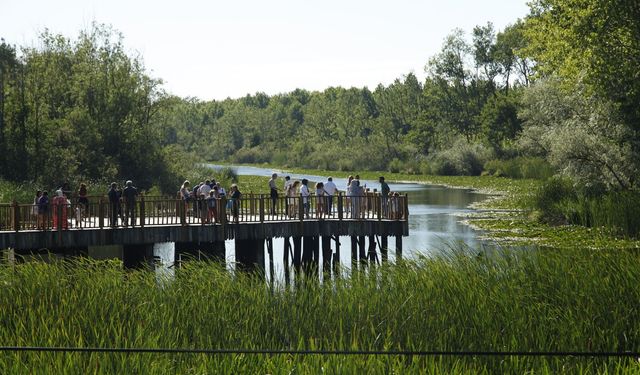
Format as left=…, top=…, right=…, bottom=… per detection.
left=0, top=192, right=408, bottom=232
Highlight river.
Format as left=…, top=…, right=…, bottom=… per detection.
left=155, top=165, right=492, bottom=278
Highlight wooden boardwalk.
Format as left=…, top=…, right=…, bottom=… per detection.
left=0, top=194, right=408, bottom=251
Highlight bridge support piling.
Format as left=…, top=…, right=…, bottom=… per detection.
left=293, top=236, right=302, bottom=273
left=312, top=236, right=320, bottom=269
left=350, top=236, right=358, bottom=271
left=368, top=235, right=377, bottom=264
left=333, top=236, right=341, bottom=275
left=302, top=236, right=318, bottom=275
left=123, top=243, right=153, bottom=269
left=322, top=236, right=332, bottom=277
left=235, top=238, right=265, bottom=273
left=358, top=236, right=366, bottom=265
left=283, top=237, right=291, bottom=285
left=395, top=236, right=403, bottom=260
left=266, top=238, right=274, bottom=283
left=381, top=236, right=388, bottom=262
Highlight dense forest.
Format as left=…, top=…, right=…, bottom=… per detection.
left=1, top=0, right=638, bottom=198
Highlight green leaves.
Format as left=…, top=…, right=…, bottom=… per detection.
left=0, top=24, right=168, bottom=189
left=524, top=0, right=640, bottom=130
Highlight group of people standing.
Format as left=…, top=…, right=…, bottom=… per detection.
left=33, top=182, right=94, bottom=230
left=29, top=173, right=399, bottom=230
left=276, top=174, right=337, bottom=218
left=108, top=180, right=139, bottom=227
left=178, top=179, right=241, bottom=223
left=270, top=173, right=393, bottom=219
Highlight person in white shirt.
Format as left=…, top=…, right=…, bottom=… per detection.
left=283, top=176, right=292, bottom=192
left=198, top=180, right=212, bottom=223
left=216, top=183, right=226, bottom=197
left=300, top=178, right=310, bottom=218
left=198, top=179, right=212, bottom=198
left=324, top=177, right=337, bottom=215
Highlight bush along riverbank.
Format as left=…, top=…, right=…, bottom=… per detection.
left=1, top=250, right=639, bottom=374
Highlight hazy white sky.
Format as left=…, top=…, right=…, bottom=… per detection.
left=1, top=0, right=530, bottom=100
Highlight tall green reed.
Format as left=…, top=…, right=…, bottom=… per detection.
left=1, top=247, right=639, bottom=373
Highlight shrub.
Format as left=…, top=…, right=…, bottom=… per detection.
left=534, top=177, right=576, bottom=224
left=387, top=158, right=403, bottom=173
left=484, top=157, right=554, bottom=180
left=232, top=147, right=272, bottom=164
left=431, top=140, right=494, bottom=176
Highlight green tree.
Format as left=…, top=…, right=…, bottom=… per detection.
left=525, top=0, right=640, bottom=131
left=518, top=78, right=638, bottom=189
left=493, top=20, right=533, bottom=93
left=480, top=91, right=522, bottom=155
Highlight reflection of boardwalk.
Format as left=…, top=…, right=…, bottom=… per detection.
left=0, top=194, right=408, bottom=251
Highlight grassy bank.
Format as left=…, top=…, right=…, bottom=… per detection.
left=1, top=249, right=639, bottom=373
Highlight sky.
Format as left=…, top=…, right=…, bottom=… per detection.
left=1, top=0, right=530, bottom=101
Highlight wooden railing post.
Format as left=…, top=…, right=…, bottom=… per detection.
left=404, top=194, right=409, bottom=220
left=220, top=197, right=227, bottom=225
left=180, top=199, right=186, bottom=226
left=99, top=199, right=104, bottom=229
left=259, top=195, right=265, bottom=223
left=337, top=193, right=343, bottom=221
left=12, top=200, right=19, bottom=232
left=57, top=202, right=63, bottom=234
left=377, top=193, right=382, bottom=221
left=139, top=194, right=145, bottom=228
left=299, top=195, right=304, bottom=222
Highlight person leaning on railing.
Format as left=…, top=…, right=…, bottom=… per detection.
left=229, top=184, right=241, bottom=223
left=269, top=173, right=279, bottom=216
left=37, top=191, right=49, bottom=230
left=179, top=180, right=191, bottom=217
left=52, top=189, right=70, bottom=230
left=77, top=183, right=89, bottom=220
left=324, top=177, right=337, bottom=216
left=390, top=192, right=401, bottom=219
left=205, top=187, right=219, bottom=224
left=32, top=190, right=41, bottom=228
left=287, top=180, right=300, bottom=218
left=108, top=183, right=120, bottom=227
left=379, top=176, right=390, bottom=218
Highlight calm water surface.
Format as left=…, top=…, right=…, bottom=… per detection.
left=155, top=165, right=493, bottom=276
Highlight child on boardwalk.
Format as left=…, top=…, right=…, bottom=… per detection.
left=205, top=188, right=219, bottom=224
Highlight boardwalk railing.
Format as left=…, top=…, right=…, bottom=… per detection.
left=0, top=193, right=408, bottom=232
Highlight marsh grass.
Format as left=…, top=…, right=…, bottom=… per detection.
left=535, top=178, right=640, bottom=238
left=1, top=248, right=639, bottom=373
left=563, top=190, right=640, bottom=238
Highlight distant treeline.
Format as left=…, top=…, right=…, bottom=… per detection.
left=1, top=0, right=638, bottom=198
left=153, top=21, right=532, bottom=177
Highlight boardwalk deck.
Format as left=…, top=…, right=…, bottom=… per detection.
left=0, top=194, right=408, bottom=251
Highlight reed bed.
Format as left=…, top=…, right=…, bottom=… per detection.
left=1, top=248, right=639, bottom=374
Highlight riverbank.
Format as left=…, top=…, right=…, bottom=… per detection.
left=219, top=164, right=640, bottom=250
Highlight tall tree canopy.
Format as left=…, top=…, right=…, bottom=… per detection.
left=525, top=0, right=640, bottom=130
left=0, top=24, right=174, bottom=188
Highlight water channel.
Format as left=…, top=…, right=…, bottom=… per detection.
left=156, top=165, right=493, bottom=278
